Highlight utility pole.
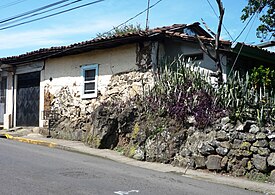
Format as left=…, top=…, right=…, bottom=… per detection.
left=145, top=0, right=150, bottom=31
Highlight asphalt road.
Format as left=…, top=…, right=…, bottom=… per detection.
left=0, top=139, right=262, bottom=195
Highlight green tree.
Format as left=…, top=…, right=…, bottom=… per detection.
left=241, top=0, right=275, bottom=40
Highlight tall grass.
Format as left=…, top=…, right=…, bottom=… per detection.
left=144, top=56, right=224, bottom=128
left=217, top=71, right=275, bottom=126
left=143, top=57, right=275, bottom=127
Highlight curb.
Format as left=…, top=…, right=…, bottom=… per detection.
left=4, top=133, right=57, bottom=148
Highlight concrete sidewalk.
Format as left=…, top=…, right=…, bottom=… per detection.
left=2, top=132, right=275, bottom=194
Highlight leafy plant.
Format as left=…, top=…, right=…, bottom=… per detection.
left=241, top=0, right=275, bottom=40
left=216, top=68, right=275, bottom=126
left=250, top=65, right=275, bottom=92
left=144, top=56, right=224, bottom=128
left=96, top=24, right=143, bottom=38
left=142, top=57, right=275, bottom=128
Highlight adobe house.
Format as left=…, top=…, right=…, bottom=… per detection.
left=0, top=22, right=231, bottom=129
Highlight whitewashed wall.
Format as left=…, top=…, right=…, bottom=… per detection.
left=3, top=72, right=13, bottom=129
left=40, top=43, right=138, bottom=127
left=161, top=40, right=229, bottom=75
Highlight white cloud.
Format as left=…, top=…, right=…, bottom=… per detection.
left=0, top=19, right=115, bottom=51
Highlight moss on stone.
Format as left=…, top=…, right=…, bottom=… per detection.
left=246, top=171, right=269, bottom=182
left=240, top=142, right=251, bottom=150
left=128, top=145, right=138, bottom=158
left=115, top=146, right=126, bottom=154
left=132, top=123, right=140, bottom=139
left=257, top=147, right=270, bottom=156
left=241, top=150, right=252, bottom=157
left=247, top=160, right=253, bottom=170
left=94, top=136, right=101, bottom=147
left=125, top=144, right=138, bottom=158
left=86, top=135, right=101, bottom=148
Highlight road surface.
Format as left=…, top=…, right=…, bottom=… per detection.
left=0, top=139, right=261, bottom=195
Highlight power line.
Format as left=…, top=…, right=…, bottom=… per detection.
left=0, top=0, right=72, bottom=24
left=205, top=0, right=234, bottom=41
left=233, top=1, right=264, bottom=43
left=229, top=13, right=258, bottom=75
left=104, top=0, right=163, bottom=34
left=3, top=0, right=163, bottom=63
left=0, top=0, right=104, bottom=31
left=0, top=0, right=84, bottom=27
left=0, top=0, right=29, bottom=10
left=233, top=13, right=256, bottom=43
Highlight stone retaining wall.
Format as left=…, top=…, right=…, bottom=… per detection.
left=41, top=69, right=275, bottom=182
left=115, top=116, right=275, bottom=182
left=45, top=70, right=153, bottom=141
left=170, top=119, right=275, bottom=180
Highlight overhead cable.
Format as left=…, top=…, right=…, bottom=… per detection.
left=0, top=0, right=83, bottom=27
left=233, top=13, right=256, bottom=43
left=105, top=0, right=163, bottom=34
left=1, top=0, right=161, bottom=62
left=205, top=0, right=234, bottom=41
left=229, top=13, right=258, bottom=75
left=0, top=0, right=29, bottom=10
left=0, top=0, right=104, bottom=31
left=0, top=0, right=72, bottom=24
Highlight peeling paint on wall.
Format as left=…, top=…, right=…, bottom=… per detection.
left=136, top=42, right=152, bottom=69
left=43, top=84, right=54, bottom=112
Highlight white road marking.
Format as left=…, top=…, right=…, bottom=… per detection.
left=114, top=190, right=139, bottom=195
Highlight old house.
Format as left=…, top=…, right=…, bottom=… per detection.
left=0, top=22, right=231, bottom=130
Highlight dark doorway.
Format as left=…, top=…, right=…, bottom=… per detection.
left=16, top=72, right=40, bottom=126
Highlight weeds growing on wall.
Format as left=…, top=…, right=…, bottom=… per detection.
left=217, top=67, right=275, bottom=126
left=142, top=57, right=275, bottom=128
left=96, top=24, right=142, bottom=38
left=143, top=56, right=225, bottom=128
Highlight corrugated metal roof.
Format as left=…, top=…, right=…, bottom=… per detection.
left=232, top=42, right=275, bottom=65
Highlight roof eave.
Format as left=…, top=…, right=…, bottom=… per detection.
left=232, top=43, right=275, bottom=65
left=1, top=34, right=151, bottom=65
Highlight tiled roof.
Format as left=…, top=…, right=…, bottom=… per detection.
left=0, top=23, right=230, bottom=65
left=163, top=31, right=230, bottom=45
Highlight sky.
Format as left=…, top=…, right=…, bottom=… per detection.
left=0, top=0, right=266, bottom=57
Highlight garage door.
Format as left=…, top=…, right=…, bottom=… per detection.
left=16, top=72, right=40, bottom=126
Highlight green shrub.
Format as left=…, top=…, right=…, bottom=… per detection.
left=250, top=65, right=275, bottom=92
left=96, top=24, right=142, bottom=38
